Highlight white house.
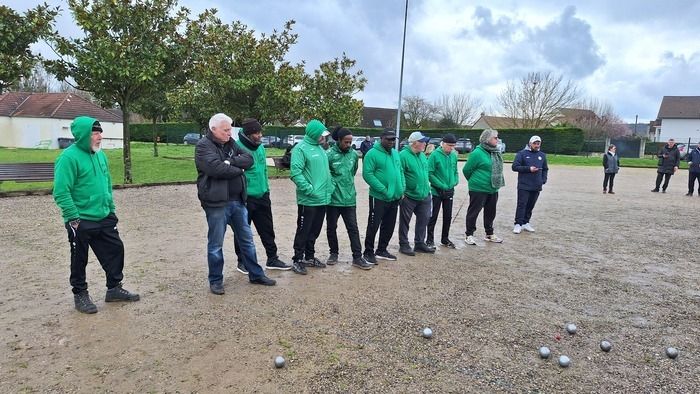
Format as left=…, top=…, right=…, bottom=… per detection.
left=0, top=92, right=123, bottom=149
left=654, top=96, right=700, bottom=142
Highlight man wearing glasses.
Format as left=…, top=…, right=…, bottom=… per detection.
left=511, top=135, right=548, bottom=234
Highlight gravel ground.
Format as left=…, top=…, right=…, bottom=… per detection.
left=1, top=165, right=698, bottom=393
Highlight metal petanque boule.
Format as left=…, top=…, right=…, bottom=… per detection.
left=565, top=323, right=577, bottom=334
left=600, top=340, right=612, bottom=352
left=274, top=356, right=286, bottom=368
left=422, top=327, right=433, bottom=339
left=538, top=346, right=551, bottom=359
left=666, top=347, right=679, bottom=359
left=558, top=355, right=571, bottom=367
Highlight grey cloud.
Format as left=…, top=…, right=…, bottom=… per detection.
left=473, top=6, right=523, bottom=41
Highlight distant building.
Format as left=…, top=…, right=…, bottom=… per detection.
left=623, top=123, right=651, bottom=138
left=471, top=114, right=526, bottom=129
left=361, top=106, right=399, bottom=129
left=653, top=96, right=700, bottom=142
left=0, top=92, right=123, bottom=149
left=550, top=108, right=598, bottom=126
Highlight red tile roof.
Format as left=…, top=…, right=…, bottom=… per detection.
left=0, top=92, right=122, bottom=123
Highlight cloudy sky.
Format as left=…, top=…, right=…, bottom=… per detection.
left=7, top=0, right=700, bottom=123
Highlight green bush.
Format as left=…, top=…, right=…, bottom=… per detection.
left=129, top=122, right=200, bottom=143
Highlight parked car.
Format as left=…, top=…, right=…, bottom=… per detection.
left=497, top=138, right=506, bottom=153
left=261, top=135, right=281, bottom=148
left=351, top=136, right=367, bottom=150
left=428, top=137, right=442, bottom=147
left=183, top=132, right=202, bottom=145
left=676, top=143, right=688, bottom=159
left=285, top=134, right=305, bottom=148
left=456, top=138, right=473, bottom=153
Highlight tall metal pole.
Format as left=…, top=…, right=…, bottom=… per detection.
left=395, top=0, right=409, bottom=149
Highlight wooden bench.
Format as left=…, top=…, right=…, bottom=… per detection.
left=0, top=163, right=55, bottom=182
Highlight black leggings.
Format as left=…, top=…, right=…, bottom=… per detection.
left=603, top=173, right=616, bottom=191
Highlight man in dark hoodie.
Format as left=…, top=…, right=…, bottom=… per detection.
left=233, top=118, right=291, bottom=273
left=53, top=116, right=140, bottom=314
left=686, top=142, right=700, bottom=196
left=511, top=135, right=548, bottom=234
left=195, top=113, right=276, bottom=295
left=651, top=138, right=680, bottom=193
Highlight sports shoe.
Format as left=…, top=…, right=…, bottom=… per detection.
left=662, top=189, right=666, bottom=193
left=236, top=262, right=249, bottom=274
left=266, top=258, right=291, bottom=270
left=513, top=224, right=522, bottom=234
left=440, top=239, right=456, bottom=248
left=304, top=257, right=326, bottom=268
left=363, top=251, right=377, bottom=265
left=426, top=240, right=435, bottom=248
left=292, top=260, right=307, bottom=275
left=250, top=276, right=276, bottom=286
left=399, top=244, right=415, bottom=256
left=209, top=282, right=225, bottom=295
left=352, top=257, right=373, bottom=270
left=522, top=223, right=535, bottom=232
left=74, top=291, right=98, bottom=314
left=608, top=191, right=615, bottom=195
left=105, top=284, right=140, bottom=302
left=376, top=250, right=397, bottom=261
left=603, top=189, right=607, bottom=194
left=686, top=192, right=693, bottom=196
left=465, top=235, right=477, bottom=245
left=484, top=234, right=503, bottom=243
left=414, top=243, right=436, bottom=254
left=651, top=189, right=659, bottom=192
left=326, top=253, right=339, bottom=265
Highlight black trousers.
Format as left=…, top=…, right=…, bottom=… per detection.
left=65, top=213, right=124, bottom=294
left=427, top=194, right=454, bottom=243
left=326, top=206, right=362, bottom=259
left=465, top=191, right=498, bottom=236
left=234, top=193, right=278, bottom=262
left=399, top=195, right=432, bottom=246
left=688, top=172, right=700, bottom=194
left=514, top=189, right=540, bottom=225
left=292, top=205, right=326, bottom=261
left=655, top=172, right=673, bottom=191
left=364, top=197, right=400, bottom=254
left=603, top=173, right=616, bottom=191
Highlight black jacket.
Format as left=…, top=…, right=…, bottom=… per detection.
left=195, top=133, right=253, bottom=207
left=657, top=144, right=680, bottom=174
left=687, top=146, right=700, bottom=174
left=603, top=152, right=620, bottom=174
left=512, top=147, right=548, bottom=191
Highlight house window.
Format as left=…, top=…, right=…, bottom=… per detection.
left=373, top=119, right=382, bottom=127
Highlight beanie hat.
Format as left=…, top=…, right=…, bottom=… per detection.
left=331, top=126, right=352, bottom=141
left=241, top=118, right=262, bottom=135
left=529, top=135, right=541, bottom=144
left=92, top=121, right=103, bottom=133
left=442, top=133, right=457, bottom=144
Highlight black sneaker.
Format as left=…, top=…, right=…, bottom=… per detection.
left=363, top=251, right=377, bottom=265
left=414, top=243, right=436, bottom=253
left=441, top=239, right=456, bottom=248
left=651, top=189, right=659, bottom=192
left=292, top=260, right=307, bottom=275
left=426, top=240, right=435, bottom=248
left=250, top=276, right=276, bottom=286
left=326, top=253, right=339, bottom=265
left=352, top=257, right=373, bottom=270
left=237, top=262, right=249, bottom=274
left=74, top=291, right=97, bottom=314
left=399, top=244, right=415, bottom=256
left=210, top=282, right=225, bottom=295
left=266, top=258, right=292, bottom=271
left=376, top=250, right=397, bottom=260
left=304, top=257, right=326, bottom=268
left=105, top=284, right=140, bottom=302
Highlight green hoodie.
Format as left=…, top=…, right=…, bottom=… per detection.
left=290, top=119, right=332, bottom=206
left=236, top=135, right=269, bottom=198
left=428, top=146, right=459, bottom=196
left=327, top=144, right=359, bottom=207
left=362, top=142, right=405, bottom=202
left=399, top=146, right=430, bottom=200
left=462, top=144, right=500, bottom=193
left=53, top=116, right=115, bottom=222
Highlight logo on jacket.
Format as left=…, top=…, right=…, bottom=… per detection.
left=538, top=156, right=542, bottom=160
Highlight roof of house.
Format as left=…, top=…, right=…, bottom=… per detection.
left=473, top=115, right=526, bottom=129
left=657, top=96, right=700, bottom=119
left=551, top=108, right=598, bottom=125
left=361, top=106, right=398, bottom=128
left=0, top=92, right=122, bottom=123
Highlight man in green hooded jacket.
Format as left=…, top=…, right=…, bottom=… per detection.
left=53, top=116, right=140, bottom=314
left=290, top=119, right=332, bottom=275
left=427, top=134, right=459, bottom=248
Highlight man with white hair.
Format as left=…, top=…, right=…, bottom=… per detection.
left=195, top=113, right=276, bottom=294
left=511, top=135, right=548, bottom=234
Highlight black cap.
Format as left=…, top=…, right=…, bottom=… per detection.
left=241, top=118, right=262, bottom=135
left=381, top=130, right=397, bottom=139
left=442, top=133, right=457, bottom=144
left=92, top=121, right=103, bottom=133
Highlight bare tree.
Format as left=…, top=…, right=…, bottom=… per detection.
left=13, top=63, right=53, bottom=92
left=498, top=72, right=580, bottom=128
left=402, top=95, right=436, bottom=128
left=572, top=97, right=630, bottom=138
left=435, top=93, right=482, bottom=128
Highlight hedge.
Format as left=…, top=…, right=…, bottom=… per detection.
left=129, top=122, right=200, bottom=143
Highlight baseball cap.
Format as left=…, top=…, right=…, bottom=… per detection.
left=408, top=131, right=430, bottom=143
left=529, top=135, right=542, bottom=144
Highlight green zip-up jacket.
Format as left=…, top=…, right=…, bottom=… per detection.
left=462, top=144, right=499, bottom=193
left=236, top=135, right=269, bottom=198
left=290, top=121, right=332, bottom=206
left=362, top=142, right=405, bottom=202
left=53, top=116, right=115, bottom=222
left=428, top=146, right=459, bottom=196
left=327, top=144, right=359, bottom=207
left=399, top=146, right=430, bottom=200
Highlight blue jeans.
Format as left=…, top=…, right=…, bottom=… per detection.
left=204, top=201, right=265, bottom=284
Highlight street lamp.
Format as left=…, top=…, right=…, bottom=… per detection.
left=394, top=0, right=409, bottom=149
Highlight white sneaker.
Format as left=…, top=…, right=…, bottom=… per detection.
left=522, top=223, right=535, bottom=232
left=465, top=235, right=477, bottom=245
left=484, top=234, right=503, bottom=243
left=513, top=224, right=522, bottom=234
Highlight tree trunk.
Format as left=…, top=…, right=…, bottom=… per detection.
left=152, top=117, right=159, bottom=157
left=122, top=102, right=133, bottom=184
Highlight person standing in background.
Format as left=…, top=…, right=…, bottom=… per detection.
left=603, top=144, right=620, bottom=194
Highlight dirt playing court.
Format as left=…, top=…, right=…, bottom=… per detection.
left=1, top=165, right=698, bottom=392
